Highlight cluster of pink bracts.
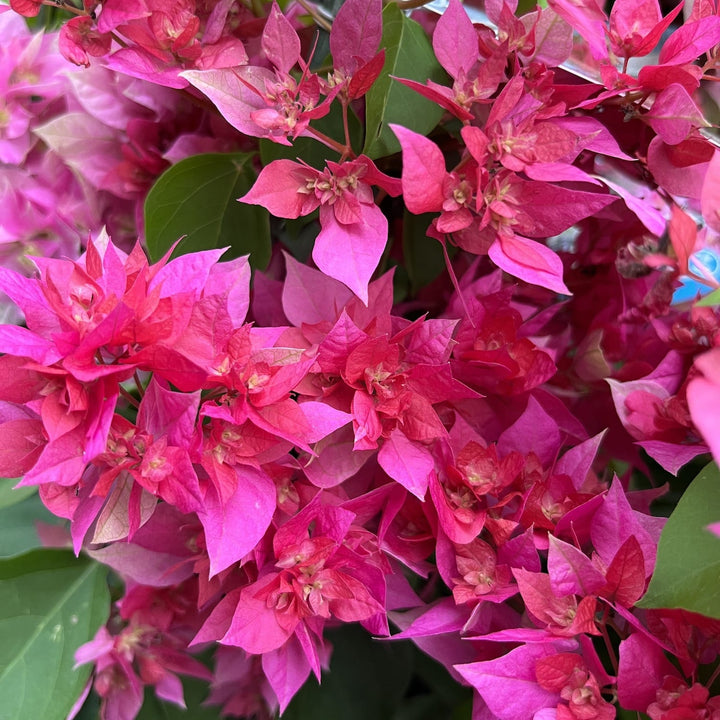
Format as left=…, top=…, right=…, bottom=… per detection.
left=2, top=0, right=720, bottom=718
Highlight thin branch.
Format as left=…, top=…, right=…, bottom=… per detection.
left=119, top=386, right=140, bottom=409
left=306, top=126, right=353, bottom=157
left=296, top=0, right=333, bottom=32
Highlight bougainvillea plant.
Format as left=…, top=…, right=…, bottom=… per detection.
left=0, top=0, right=720, bottom=717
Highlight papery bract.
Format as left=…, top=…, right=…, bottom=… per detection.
left=242, top=156, right=400, bottom=303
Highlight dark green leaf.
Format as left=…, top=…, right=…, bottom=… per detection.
left=25, top=5, right=65, bottom=31
left=277, top=213, right=320, bottom=263
left=638, top=461, right=720, bottom=618
left=0, top=550, right=110, bottom=720
left=363, top=3, right=447, bottom=159
left=402, top=211, right=446, bottom=295
left=0, top=478, right=35, bottom=510
left=73, top=689, right=100, bottom=720
left=284, top=624, right=413, bottom=720
left=616, top=709, right=649, bottom=720
left=0, top=492, right=63, bottom=558
left=145, top=153, right=271, bottom=269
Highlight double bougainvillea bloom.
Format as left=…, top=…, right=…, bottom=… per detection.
left=391, top=121, right=616, bottom=294
left=182, top=2, right=330, bottom=140
left=456, top=642, right=614, bottom=720
left=1, top=0, right=720, bottom=718
left=76, top=610, right=212, bottom=719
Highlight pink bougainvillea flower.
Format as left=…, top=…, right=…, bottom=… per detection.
left=607, top=0, right=684, bottom=60
left=549, top=0, right=683, bottom=61
left=513, top=568, right=600, bottom=637
left=534, top=650, right=616, bottom=719
left=391, top=122, right=477, bottom=232
left=194, top=499, right=388, bottom=679
left=456, top=642, right=586, bottom=720
left=59, top=16, right=112, bottom=67
left=393, top=0, right=508, bottom=121
left=76, top=620, right=212, bottom=720
left=327, top=0, right=385, bottom=100
left=8, top=0, right=42, bottom=17
left=646, top=676, right=720, bottom=719
left=241, top=155, right=400, bottom=303
left=392, top=122, right=614, bottom=294
left=181, top=3, right=339, bottom=141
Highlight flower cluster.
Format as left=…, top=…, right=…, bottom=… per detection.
left=2, top=0, right=720, bottom=718
left=0, top=4, right=239, bottom=326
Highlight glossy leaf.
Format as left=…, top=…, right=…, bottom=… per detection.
left=402, top=211, right=446, bottom=294
left=638, top=461, right=720, bottom=618
left=145, top=153, right=271, bottom=268
left=0, top=477, right=35, bottom=510
left=0, top=492, right=62, bottom=558
left=0, top=550, right=109, bottom=720
left=363, top=3, right=446, bottom=159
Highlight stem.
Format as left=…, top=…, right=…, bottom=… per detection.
left=202, top=388, right=227, bottom=403
left=41, top=0, right=88, bottom=16
left=706, top=662, right=720, bottom=691
left=603, top=90, right=646, bottom=106
left=296, top=0, right=333, bottom=32
left=392, top=0, right=433, bottom=9
left=599, top=604, right=619, bottom=675
left=312, top=62, right=335, bottom=75
left=134, top=371, right=145, bottom=398
left=340, top=98, right=354, bottom=161
left=306, top=126, right=352, bottom=157
left=110, top=32, right=130, bottom=49
left=442, top=237, right=476, bottom=329
left=119, top=386, right=140, bottom=409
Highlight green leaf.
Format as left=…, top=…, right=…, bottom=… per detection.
left=284, top=624, right=413, bottom=720
left=696, top=287, right=720, bottom=307
left=278, top=213, right=319, bottom=263
left=616, top=709, right=650, bottom=720
left=25, top=5, right=65, bottom=30
left=73, top=690, right=100, bottom=720
left=144, top=153, right=271, bottom=269
left=638, top=461, right=720, bottom=618
left=402, top=211, right=446, bottom=295
left=0, top=550, right=110, bottom=720
left=0, top=478, right=35, bottom=510
left=0, top=492, right=63, bottom=558
left=363, top=3, right=447, bottom=159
